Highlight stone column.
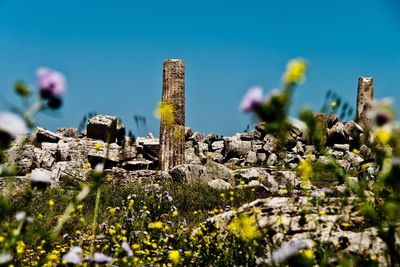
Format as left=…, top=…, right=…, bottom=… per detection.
left=159, top=59, right=185, bottom=171
left=356, top=77, right=374, bottom=129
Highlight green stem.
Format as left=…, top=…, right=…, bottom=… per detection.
left=90, top=187, right=101, bottom=254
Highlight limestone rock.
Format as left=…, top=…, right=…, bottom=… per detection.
left=31, top=127, right=61, bottom=147
left=86, top=115, right=118, bottom=143
left=208, top=179, right=233, bottom=190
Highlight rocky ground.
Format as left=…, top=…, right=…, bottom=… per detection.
left=2, top=114, right=398, bottom=266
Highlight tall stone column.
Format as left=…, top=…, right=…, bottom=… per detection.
left=159, top=59, right=185, bottom=171
left=356, top=77, right=374, bottom=129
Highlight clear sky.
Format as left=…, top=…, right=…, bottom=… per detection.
left=0, top=0, right=399, bottom=136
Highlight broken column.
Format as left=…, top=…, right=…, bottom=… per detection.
left=356, top=77, right=374, bottom=129
left=159, top=59, right=185, bottom=171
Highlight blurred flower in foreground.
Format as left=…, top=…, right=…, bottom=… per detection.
left=154, top=101, right=175, bottom=125
left=122, top=241, right=133, bottom=257
left=37, top=67, right=66, bottom=98
left=92, top=252, right=114, bottom=263
left=282, top=58, right=308, bottom=85
left=168, top=250, right=181, bottom=265
left=374, top=126, right=392, bottom=145
left=298, top=160, right=312, bottom=189
left=368, top=98, right=395, bottom=127
left=269, top=239, right=310, bottom=265
left=227, top=213, right=261, bottom=241
left=30, top=169, right=51, bottom=189
left=0, top=253, right=12, bottom=265
left=0, top=112, right=29, bottom=137
left=239, top=86, right=264, bottom=112
left=62, top=246, right=83, bottom=265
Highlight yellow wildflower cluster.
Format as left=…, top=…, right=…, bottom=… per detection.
left=298, top=159, right=313, bottom=189
left=154, top=101, right=175, bottom=125
left=227, top=213, right=261, bottom=241
left=282, top=58, right=308, bottom=85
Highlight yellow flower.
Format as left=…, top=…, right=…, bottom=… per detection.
left=109, top=208, right=116, bottom=216
left=77, top=205, right=83, bottom=211
left=298, top=160, right=312, bottom=189
left=0, top=236, right=4, bottom=242
left=37, top=213, right=43, bottom=220
left=109, top=228, right=116, bottom=235
left=352, top=148, right=359, bottom=155
left=172, top=210, right=179, bottom=217
left=239, top=180, right=245, bottom=185
left=48, top=199, right=55, bottom=207
left=148, top=221, right=163, bottom=230
left=47, top=253, right=58, bottom=261
left=94, top=143, right=102, bottom=151
left=303, top=249, right=314, bottom=259
left=282, top=58, right=308, bottom=85
left=168, top=250, right=181, bottom=265
left=132, top=244, right=140, bottom=250
left=16, top=240, right=25, bottom=254
left=154, top=101, right=175, bottom=125
left=318, top=209, right=325, bottom=216
left=106, top=176, right=113, bottom=182
left=330, top=101, right=337, bottom=109
left=227, top=213, right=261, bottom=241
left=85, top=162, right=91, bottom=169
left=375, top=127, right=391, bottom=145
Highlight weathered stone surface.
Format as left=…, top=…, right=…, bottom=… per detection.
left=267, top=153, right=278, bottom=166
left=327, top=122, right=349, bottom=144
left=233, top=168, right=269, bottom=182
left=52, top=161, right=88, bottom=186
left=245, top=151, right=257, bottom=165
left=41, top=142, right=58, bottom=155
left=86, top=115, right=118, bottom=143
left=169, top=164, right=208, bottom=183
left=225, top=136, right=251, bottom=159
left=256, top=152, right=267, bottom=163
left=57, top=138, right=88, bottom=162
left=356, top=77, right=374, bottom=129
left=333, top=144, right=350, bottom=151
left=57, top=128, right=78, bottom=138
left=6, top=144, right=37, bottom=174
left=262, top=134, right=277, bottom=153
left=208, top=179, right=233, bottom=190
left=211, top=141, right=224, bottom=151
left=185, top=147, right=201, bottom=165
left=34, top=148, right=56, bottom=170
left=136, top=137, right=160, bottom=161
left=31, top=127, right=61, bottom=147
left=0, top=176, right=29, bottom=196
left=122, top=160, right=153, bottom=171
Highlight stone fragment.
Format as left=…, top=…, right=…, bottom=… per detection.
left=245, top=151, right=257, bottom=164
left=57, top=128, right=78, bottom=138
left=31, top=127, right=61, bottom=147
left=6, top=144, right=37, bottom=174
left=224, top=136, right=251, bottom=159
left=208, top=179, right=233, bottom=190
left=267, top=153, right=278, bottom=166
left=211, top=141, right=224, bottom=151
left=262, top=135, right=277, bottom=153
left=86, top=115, right=118, bottom=143
left=185, top=147, right=201, bottom=165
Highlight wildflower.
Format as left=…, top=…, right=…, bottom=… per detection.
left=154, top=101, right=175, bottom=125
left=0, top=253, right=12, bottom=265
left=91, top=252, right=114, bottom=263
left=240, top=180, right=245, bottom=185
left=239, top=86, right=264, bottom=112
left=172, top=210, right=179, bottom=217
left=0, top=112, right=29, bottom=138
left=318, top=209, right=325, bottom=216
left=37, top=67, right=66, bottom=98
left=330, top=101, right=337, bottom=109
left=148, top=221, right=163, bottom=230
left=16, top=240, right=25, bottom=254
left=106, top=176, right=113, bottom=182
left=269, top=239, right=310, bottom=265
left=48, top=199, right=55, bottom=207
left=375, top=126, right=391, bottom=145
left=15, top=211, right=26, bottom=222
left=168, top=250, right=181, bottom=265
left=302, top=249, right=314, bottom=259
left=282, top=58, right=308, bottom=85
left=109, top=228, right=116, bottom=235
left=30, top=169, right=51, bottom=188
left=109, top=208, right=116, bottom=216
left=298, top=160, right=312, bottom=189
left=367, top=167, right=375, bottom=175
left=228, top=213, right=261, bottom=241
left=94, top=143, right=102, bottom=150
left=122, top=241, right=133, bottom=257
left=353, top=148, right=359, bottom=154
left=132, top=244, right=140, bottom=250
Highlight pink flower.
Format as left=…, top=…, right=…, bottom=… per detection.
left=37, top=67, right=66, bottom=97
left=239, top=86, right=264, bottom=112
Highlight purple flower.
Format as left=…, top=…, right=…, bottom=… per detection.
left=239, top=86, right=264, bottom=112
left=92, top=252, right=114, bottom=263
left=62, top=247, right=83, bottom=265
left=37, top=67, right=66, bottom=97
left=121, top=241, right=133, bottom=257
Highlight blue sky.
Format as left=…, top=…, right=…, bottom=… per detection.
left=0, top=0, right=399, bottom=136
